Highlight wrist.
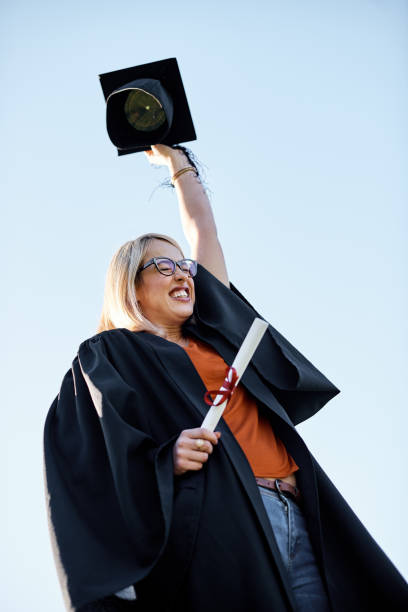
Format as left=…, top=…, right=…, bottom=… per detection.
left=171, top=166, right=198, bottom=186
left=168, top=149, right=190, bottom=173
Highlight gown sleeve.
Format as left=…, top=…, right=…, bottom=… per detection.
left=190, top=264, right=340, bottom=425
left=43, top=332, right=176, bottom=612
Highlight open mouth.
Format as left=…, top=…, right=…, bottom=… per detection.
left=169, top=287, right=190, bottom=300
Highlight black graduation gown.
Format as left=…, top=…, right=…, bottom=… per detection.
left=43, top=265, right=408, bottom=612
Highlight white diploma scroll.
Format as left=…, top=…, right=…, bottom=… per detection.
left=200, top=317, right=268, bottom=432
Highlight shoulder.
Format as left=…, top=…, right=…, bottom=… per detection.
left=195, top=264, right=254, bottom=307
left=78, top=328, right=148, bottom=351
left=77, top=329, right=156, bottom=369
left=79, top=328, right=131, bottom=345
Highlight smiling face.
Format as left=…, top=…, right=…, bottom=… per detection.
left=136, top=239, right=195, bottom=329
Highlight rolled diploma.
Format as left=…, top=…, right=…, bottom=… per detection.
left=200, top=317, right=269, bottom=432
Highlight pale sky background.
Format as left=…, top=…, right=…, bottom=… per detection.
left=1, top=1, right=407, bottom=610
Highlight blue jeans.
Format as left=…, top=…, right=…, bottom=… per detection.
left=258, top=484, right=331, bottom=612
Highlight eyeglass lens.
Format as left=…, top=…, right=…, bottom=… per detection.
left=156, top=258, right=196, bottom=276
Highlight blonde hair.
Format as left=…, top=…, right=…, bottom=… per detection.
left=97, top=233, right=184, bottom=334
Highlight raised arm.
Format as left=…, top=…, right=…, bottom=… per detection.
left=145, top=144, right=229, bottom=287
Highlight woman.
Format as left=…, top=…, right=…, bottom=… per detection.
left=43, top=145, right=407, bottom=612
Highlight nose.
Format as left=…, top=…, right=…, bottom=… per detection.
left=174, top=266, right=190, bottom=280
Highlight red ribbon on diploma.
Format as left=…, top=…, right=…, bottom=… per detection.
left=204, top=366, right=239, bottom=407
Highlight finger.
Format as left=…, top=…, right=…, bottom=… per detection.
left=176, top=444, right=211, bottom=461
left=192, top=438, right=212, bottom=453
left=177, top=434, right=213, bottom=453
left=178, top=460, right=204, bottom=473
left=186, top=450, right=210, bottom=463
left=186, top=428, right=220, bottom=445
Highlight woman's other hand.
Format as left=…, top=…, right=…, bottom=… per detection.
left=173, top=427, right=221, bottom=476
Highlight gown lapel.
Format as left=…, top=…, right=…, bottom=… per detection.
left=137, top=331, right=302, bottom=608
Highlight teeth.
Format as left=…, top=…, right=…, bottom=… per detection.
left=171, top=290, right=188, bottom=298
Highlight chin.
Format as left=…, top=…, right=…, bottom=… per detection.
left=176, top=307, right=194, bottom=323
left=169, top=299, right=194, bottom=315
left=177, top=306, right=194, bottom=320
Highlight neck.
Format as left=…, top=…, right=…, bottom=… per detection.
left=161, top=325, right=187, bottom=346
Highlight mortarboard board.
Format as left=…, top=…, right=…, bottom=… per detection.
left=99, top=57, right=197, bottom=156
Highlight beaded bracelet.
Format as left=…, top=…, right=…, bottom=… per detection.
left=171, top=166, right=198, bottom=186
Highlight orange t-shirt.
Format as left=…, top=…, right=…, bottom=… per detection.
left=183, top=337, right=299, bottom=478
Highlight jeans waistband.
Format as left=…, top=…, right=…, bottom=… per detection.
left=256, top=477, right=303, bottom=507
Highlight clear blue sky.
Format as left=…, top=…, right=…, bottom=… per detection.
left=1, top=1, right=407, bottom=609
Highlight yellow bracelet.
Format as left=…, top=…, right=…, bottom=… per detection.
left=171, top=166, right=198, bottom=186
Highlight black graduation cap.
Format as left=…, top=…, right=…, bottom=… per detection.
left=99, top=57, right=197, bottom=156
